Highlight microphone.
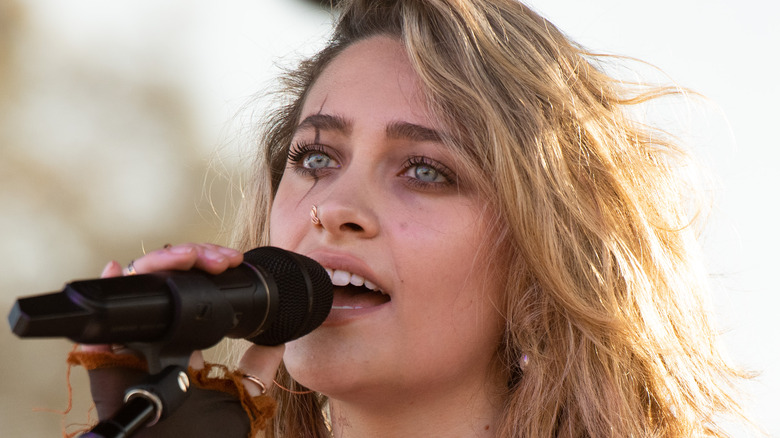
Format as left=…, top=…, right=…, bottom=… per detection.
left=7, top=246, right=333, bottom=350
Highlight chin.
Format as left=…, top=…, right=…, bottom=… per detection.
left=283, top=331, right=388, bottom=398
left=284, top=332, right=340, bottom=388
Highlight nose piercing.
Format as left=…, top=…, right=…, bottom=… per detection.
left=310, top=205, right=321, bottom=225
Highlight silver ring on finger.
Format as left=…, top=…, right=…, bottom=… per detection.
left=125, top=260, right=138, bottom=276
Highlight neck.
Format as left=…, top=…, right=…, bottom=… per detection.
left=327, top=374, right=504, bottom=438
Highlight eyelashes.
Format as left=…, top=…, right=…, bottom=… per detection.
left=287, top=141, right=327, bottom=165
left=400, top=156, right=455, bottom=186
left=286, top=141, right=457, bottom=190
left=287, top=141, right=338, bottom=179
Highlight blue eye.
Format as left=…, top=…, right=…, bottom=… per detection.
left=287, top=142, right=339, bottom=178
left=409, top=163, right=445, bottom=183
left=402, top=156, right=454, bottom=188
left=302, top=152, right=332, bottom=169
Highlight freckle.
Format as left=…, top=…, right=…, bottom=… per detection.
left=399, top=222, right=408, bottom=230
left=484, top=425, right=490, bottom=430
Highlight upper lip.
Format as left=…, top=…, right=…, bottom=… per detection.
left=305, top=249, right=386, bottom=294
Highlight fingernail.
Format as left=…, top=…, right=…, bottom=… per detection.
left=169, top=246, right=195, bottom=255
left=205, top=250, right=226, bottom=263
left=216, top=247, right=241, bottom=257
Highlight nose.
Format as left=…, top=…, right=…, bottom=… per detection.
left=313, top=179, right=380, bottom=240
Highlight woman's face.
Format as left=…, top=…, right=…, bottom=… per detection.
left=269, top=36, right=505, bottom=402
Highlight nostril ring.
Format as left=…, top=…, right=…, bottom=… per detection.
left=310, top=205, right=321, bottom=225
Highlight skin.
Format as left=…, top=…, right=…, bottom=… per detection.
left=270, top=36, right=506, bottom=437
left=99, top=36, right=507, bottom=437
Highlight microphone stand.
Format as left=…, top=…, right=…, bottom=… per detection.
left=79, top=365, right=189, bottom=438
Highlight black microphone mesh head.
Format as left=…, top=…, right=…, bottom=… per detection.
left=243, top=247, right=332, bottom=346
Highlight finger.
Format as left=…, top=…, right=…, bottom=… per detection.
left=191, top=244, right=244, bottom=274
left=237, top=345, right=285, bottom=397
left=189, top=350, right=205, bottom=370
left=101, top=260, right=123, bottom=278
left=128, top=243, right=243, bottom=276
left=125, top=244, right=198, bottom=274
left=198, top=243, right=246, bottom=264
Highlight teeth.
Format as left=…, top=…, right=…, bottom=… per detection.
left=330, top=269, right=351, bottom=286
left=349, top=273, right=364, bottom=287
left=325, top=268, right=383, bottom=293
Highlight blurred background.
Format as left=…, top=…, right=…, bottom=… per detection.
left=1, top=0, right=777, bottom=435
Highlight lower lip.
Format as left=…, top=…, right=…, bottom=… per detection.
left=321, top=301, right=390, bottom=326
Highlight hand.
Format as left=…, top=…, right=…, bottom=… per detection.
left=80, top=243, right=244, bottom=357
left=117, top=242, right=244, bottom=276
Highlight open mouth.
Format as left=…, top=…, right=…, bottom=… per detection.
left=326, top=269, right=391, bottom=310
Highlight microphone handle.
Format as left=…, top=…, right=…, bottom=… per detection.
left=8, top=262, right=277, bottom=348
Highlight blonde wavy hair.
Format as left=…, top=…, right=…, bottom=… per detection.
left=233, top=0, right=749, bottom=436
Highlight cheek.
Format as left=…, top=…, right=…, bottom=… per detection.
left=404, top=262, right=503, bottom=335
left=391, top=213, right=504, bottom=336
left=395, top=275, right=505, bottom=381
left=389, top=209, right=488, bottom=279
left=268, top=203, right=285, bottom=247
left=268, top=177, right=303, bottom=247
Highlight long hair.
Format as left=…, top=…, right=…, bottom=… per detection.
left=233, top=0, right=748, bottom=436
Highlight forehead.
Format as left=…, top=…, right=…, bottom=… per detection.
left=299, top=36, right=435, bottom=129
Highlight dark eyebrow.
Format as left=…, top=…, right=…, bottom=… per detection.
left=386, top=121, right=443, bottom=143
left=296, top=115, right=443, bottom=143
left=296, top=114, right=352, bottom=134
